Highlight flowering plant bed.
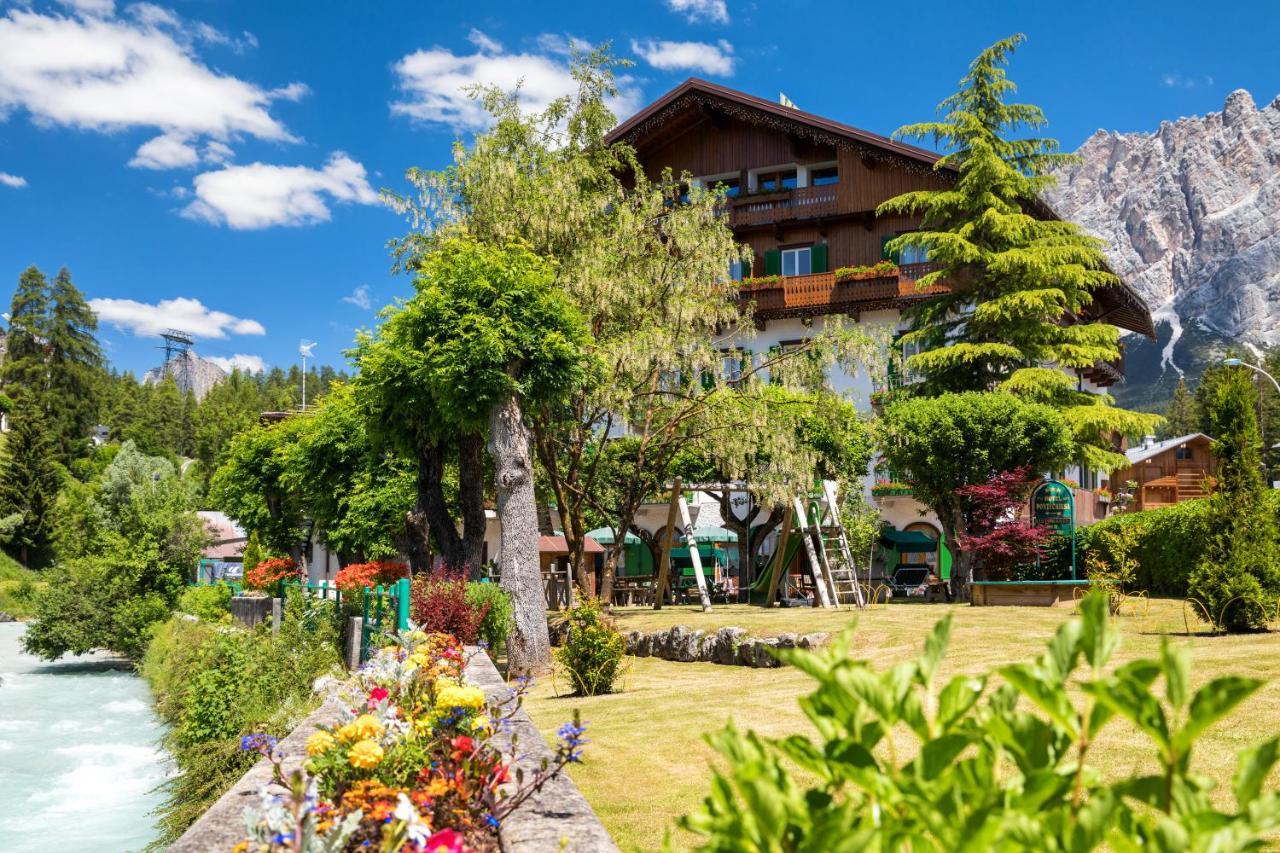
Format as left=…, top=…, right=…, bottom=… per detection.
left=738, top=274, right=783, bottom=287
left=246, top=557, right=304, bottom=591
left=334, top=562, right=411, bottom=594
left=870, top=480, right=913, bottom=497
left=834, top=261, right=898, bottom=282
left=232, top=631, right=584, bottom=852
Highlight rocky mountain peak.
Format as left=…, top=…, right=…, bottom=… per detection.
left=1047, top=88, right=1280, bottom=403
left=143, top=350, right=227, bottom=401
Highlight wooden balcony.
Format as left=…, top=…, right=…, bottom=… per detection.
left=729, top=185, right=841, bottom=228
left=1084, top=344, right=1125, bottom=388
left=736, top=263, right=948, bottom=321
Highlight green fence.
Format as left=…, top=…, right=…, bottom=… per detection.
left=358, top=578, right=412, bottom=663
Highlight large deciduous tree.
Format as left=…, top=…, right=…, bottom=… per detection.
left=370, top=238, right=594, bottom=675
left=878, top=34, right=1158, bottom=470
left=877, top=392, right=1074, bottom=597
left=390, top=50, right=876, bottom=601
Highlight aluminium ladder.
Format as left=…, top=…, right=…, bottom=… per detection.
left=813, top=480, right=866, bottom=609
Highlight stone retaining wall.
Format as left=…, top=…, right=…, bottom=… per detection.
left=171, top=651, right=616, bottom=852
left=625, top=625, right=830, bottom=667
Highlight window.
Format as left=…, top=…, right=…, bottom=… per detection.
left=810, top=166, right=839, bottom=186
left=720, top=350, right=748, bottom=387
left=711, top=177, right=741, bottom=198
left=900, top=243, right=929, bottom=265
left=728, top=259, right=746, bottom=281
left=781, top=246, right=812, bottom=277
left=758, top=169, right=797, bottom=192
left=1176, top=445, right=1193, bottom=461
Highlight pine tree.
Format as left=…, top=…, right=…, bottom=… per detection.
left=1187, top=367, right=1280, bottom=631
left=46, top=268, right=104, bottom=465
left=1162, top=377, right=1199, bottom=438
left=4, top=266, right=51, bottom=394
left=877, top=34, right=1159, bottom=470
left=0, top=392, right=62, bottom=566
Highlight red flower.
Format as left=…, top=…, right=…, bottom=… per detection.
left=369, top=687, right=389, bottom=703
left=423, top=828, right=465, bottom=853
left=450, top=735, right=475, bottom=759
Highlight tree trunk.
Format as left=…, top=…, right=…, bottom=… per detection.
left=456, top=433, right=488, bottom=577
left=416, top=438, right=463, bottom=568
left=488, top=393, right=551, bottom=676
left=938, top=509, right=972, bottom=602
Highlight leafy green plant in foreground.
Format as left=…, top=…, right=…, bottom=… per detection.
left=680, top=592, right=1280, bottom=851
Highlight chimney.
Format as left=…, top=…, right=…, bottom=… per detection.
left=1142, top=434, right=1156, bottom=449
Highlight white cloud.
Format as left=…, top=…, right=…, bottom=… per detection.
left=342, top=284, right=372, bottom=310
left=267, top=81, right=309, bottom=102
left=130, top=132, right=199, bottom=168
left=0, top=5, right=305, bottom=169
left=182, top=152, right=379, bottom=229
left=89, top=296, right=266, bottom=339
left=632, top=39, right=734, bottom=76
left=392, top=31, right=642, bottom=131
left=207, top=353, right=266, bottom=374
left=0, top=172, right=27, bottom=187
left=665, top=0, right=729, bottom=24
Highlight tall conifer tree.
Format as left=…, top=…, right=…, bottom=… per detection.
left=46, top=268, right=104, bottom=464
left=878, top=34, right=1159, bottom=470
left=0, top=391, right=62, bottom=566
left=4, top=266, right=51, bottom=394
left=1162, top=377, right=1199, bottom=438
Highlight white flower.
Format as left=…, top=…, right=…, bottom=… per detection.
left=394, top=793, right=431, bottom=844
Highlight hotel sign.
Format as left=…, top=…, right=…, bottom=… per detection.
left=1031, top=480, right=1075, bottom=536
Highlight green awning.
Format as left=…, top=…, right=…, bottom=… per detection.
left=878, top=528, right=938, bottom=553
left=585, top=527, right=642, bottom=545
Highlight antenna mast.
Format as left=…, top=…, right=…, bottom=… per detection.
left=158, top=329, right=194, bottom=366
left=298, top=341, right=316, bottom=410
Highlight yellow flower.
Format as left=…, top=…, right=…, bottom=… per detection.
left=350, top=714, right=385, bottom=740
left=348, top=739, right=384, bottom=769
left=411, top=630, right=428, bottom=642
left=336, top=722, right=359, bottom=743
left=306, top=731, right=336, bottom=756
left=436, top=683, right=486, bottom=711
left=470, top=715, right=492, bottom=733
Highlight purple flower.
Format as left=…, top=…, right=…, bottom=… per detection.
left=240, top=732, right=279, bottom=756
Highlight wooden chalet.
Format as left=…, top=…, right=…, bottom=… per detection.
left=606, top=78, right=1154, bottom=393
left=1112, top=433, right=1217, bottom=511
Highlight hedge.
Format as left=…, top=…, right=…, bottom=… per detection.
left=1079, top=493, right=1280, bottom=598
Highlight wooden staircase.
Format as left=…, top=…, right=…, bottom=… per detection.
left=1176, top=470, right=1210, bottom=500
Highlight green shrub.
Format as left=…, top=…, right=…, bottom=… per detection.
left=141, top=590, right=342, bottom=847
left=679, top=592, right=1280, bottom=849
left=466, top=581, right=514, bottom=653
left=1079, top=499, right=1216, bottom=597
left=177, top=582, right=233, bottom=622
left=1188, top=558, right=1271, bottom=633
left=554, top=597, right=625, bottom=696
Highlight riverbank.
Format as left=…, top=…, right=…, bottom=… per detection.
left=0, top=622, right=170, bottom=852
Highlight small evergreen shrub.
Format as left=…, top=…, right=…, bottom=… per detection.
left=465, top=581, right=514, bottom=653
left=409, top=567, right=489, bottom=644
left=177, top=582, right=233, bottom=622
left=555, top=597, right=625, bottom=696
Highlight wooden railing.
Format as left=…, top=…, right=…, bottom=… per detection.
left=730, top=185, right=842, bottom=227
left=737, top=263, right=948, bottom=319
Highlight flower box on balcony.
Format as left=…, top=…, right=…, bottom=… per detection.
left=871, top=482, right=914, bottom=498
left=834, top=262, right=900, bottom=282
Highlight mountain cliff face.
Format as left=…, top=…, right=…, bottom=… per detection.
left=1047, top=89, right=1280, bottom=406
left=143, top=350, right=227, bottom=401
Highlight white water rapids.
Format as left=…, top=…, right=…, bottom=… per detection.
left=0, top=622, right=170, bottom=852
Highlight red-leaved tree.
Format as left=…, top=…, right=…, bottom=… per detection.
left=409, top=567, right=491, bottom=645
left=955, top=468, right=1052, bottom=581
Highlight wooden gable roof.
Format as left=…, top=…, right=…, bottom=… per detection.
left=608, top=79, right=1156, bottom=339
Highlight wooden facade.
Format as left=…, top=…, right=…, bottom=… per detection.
left=1112, top=434, right=1217, bottom=511
left=606, top=78, right=1156, bottom=342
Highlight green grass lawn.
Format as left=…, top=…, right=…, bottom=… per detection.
left=522, top=600, right=1280, bottom=852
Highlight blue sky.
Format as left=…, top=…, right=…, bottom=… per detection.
left=1, top=0, right=1277, bottom=376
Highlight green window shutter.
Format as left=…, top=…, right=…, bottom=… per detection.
left=701, top=368, right=715, bottom=391
left=811, top=243, right=828, bottom=273
left=763, top=249, right=781, bottom=276
left=767, top=345, right=781, bottom=385
left=880, top=235, right=900, bottom=263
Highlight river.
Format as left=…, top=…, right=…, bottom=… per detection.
left=0, top=622, right=170, bottom=852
